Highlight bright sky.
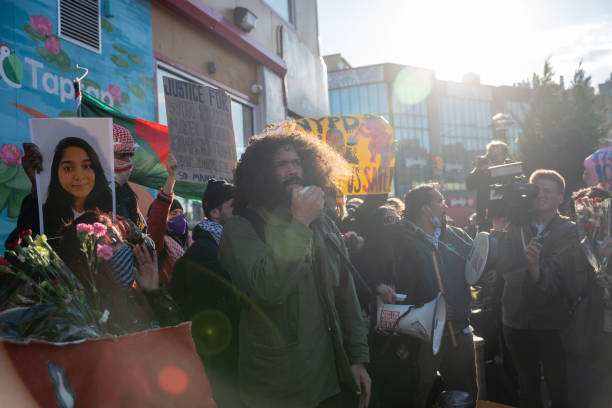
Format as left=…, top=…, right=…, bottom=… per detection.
left=318, top=0, right=612, bottom=88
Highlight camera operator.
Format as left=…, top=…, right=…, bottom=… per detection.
left=466, top=140, right=512, bottom=230
left=493, top=169, right=580, bottom=408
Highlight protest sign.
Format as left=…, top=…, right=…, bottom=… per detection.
left=29, top=118, right=115, bottom=235
left=163, top=77, right=236, bottom=184
left=584, top=145, right=612, bottom=191
left=295, top=114, right=395, bottom=195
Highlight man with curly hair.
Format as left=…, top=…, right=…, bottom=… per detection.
left=219, top=123, right=371, bottom=408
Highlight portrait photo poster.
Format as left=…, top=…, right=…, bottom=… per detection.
left=29, top=118, right=115, bottom=235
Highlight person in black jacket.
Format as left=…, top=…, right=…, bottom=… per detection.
left=465, top=140, right=511, bottom=231
left=494, top=169, right=585, bottom=408
left=169, top=178, right=239, bottom=407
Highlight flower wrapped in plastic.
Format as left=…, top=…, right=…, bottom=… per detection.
left=0, top=226, right=111, bottom=341
left=575, top=196, right=612, bottom=308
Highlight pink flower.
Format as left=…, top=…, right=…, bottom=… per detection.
left=0, top=144, right=23, bottom=165
left=77, top=223, right=94, bottom=235
left=30, top=14, right=53, bottom=36
left=45, top=36, right=61, bottom=55
left=92, top=222, right=107, bottom=237
left=97, top=244, right=113, bottom=260
left=106, top=84, right=122, bottom=104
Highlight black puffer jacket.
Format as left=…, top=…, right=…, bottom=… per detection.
left=169, top=223, right=240, bottom=382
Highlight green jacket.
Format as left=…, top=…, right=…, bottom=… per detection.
left=219, top=207, right=369, bottom=408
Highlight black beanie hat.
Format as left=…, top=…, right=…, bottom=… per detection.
left=202, top=179, right=235, bottom=217
left=170, top=198, right=183, bottom=213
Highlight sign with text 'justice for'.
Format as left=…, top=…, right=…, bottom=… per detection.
left=163, top=77, right=236, bottom=183
left=295, top=114, right=395, bottom=195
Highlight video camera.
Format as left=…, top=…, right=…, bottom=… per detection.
left=487, top=162, right=539, bottom=225
left=473, top=154, right=491, bottom=168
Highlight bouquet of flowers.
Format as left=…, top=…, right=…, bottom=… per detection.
left=574, top=196, right=612, bottom=308
left=0, top=224, right=114, bottom=341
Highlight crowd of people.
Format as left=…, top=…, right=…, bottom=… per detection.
left=1, top=122, right=611, bottom=408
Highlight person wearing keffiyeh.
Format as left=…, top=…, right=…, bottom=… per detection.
left=169, top=178, right=238, bottom=407
left=113, top=123, right=146, bottom=232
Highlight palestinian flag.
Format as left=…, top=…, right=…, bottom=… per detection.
left=80, top=92, right=206, bottom=201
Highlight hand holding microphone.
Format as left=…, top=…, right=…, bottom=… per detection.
left=291, top=185, right=324, bottom=226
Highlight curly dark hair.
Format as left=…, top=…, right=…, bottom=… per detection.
left=233, top=122, right=350, bottom=214
left=43, top=137, right=112, bottom=237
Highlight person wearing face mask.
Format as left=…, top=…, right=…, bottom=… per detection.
left=113, top=123, right=146, bottom=231
left=146, top=154, right=192, bottom=285
left=376, top=184, right=475, bottom=407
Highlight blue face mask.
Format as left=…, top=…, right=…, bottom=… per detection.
left=106, top=245, right=135, bottom=290
left=431, top=216, right=442, bottom=229
left=168, top=214, right=187, bottom=236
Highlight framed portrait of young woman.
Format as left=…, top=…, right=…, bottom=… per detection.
left=29, top=118, right=115, bottom=237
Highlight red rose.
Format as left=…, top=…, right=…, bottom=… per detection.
left=5, top=238, right=21, bottom=250
left=0, top=257, right=10, bottom=267
left=19, top=229, right=33, bottom=239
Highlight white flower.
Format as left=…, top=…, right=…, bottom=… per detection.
left=98, top=309, right=110, bottom=324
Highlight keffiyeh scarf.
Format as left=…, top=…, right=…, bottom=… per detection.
left=198, top=219, right=223, bottom=245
